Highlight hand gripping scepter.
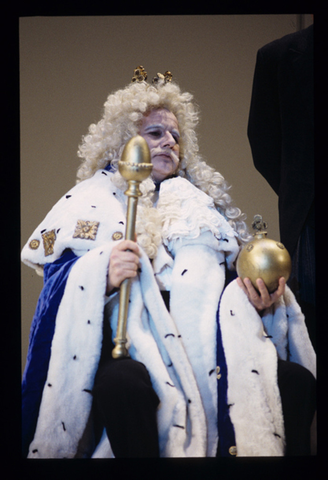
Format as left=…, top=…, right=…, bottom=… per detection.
left=112, top=135, right=152, bottom=359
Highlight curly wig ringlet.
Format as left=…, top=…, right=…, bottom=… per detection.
left=77, top=79, right=250, bottom=244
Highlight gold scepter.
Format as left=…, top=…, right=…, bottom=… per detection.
left=112, top=135, right=152, bottom=359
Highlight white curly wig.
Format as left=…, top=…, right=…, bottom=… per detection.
left=77, top=77, right=250, bottom=245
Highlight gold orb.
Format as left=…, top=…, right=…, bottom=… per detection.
left=236, top=216, right=291, bottom=293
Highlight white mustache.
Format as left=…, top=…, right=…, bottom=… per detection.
left=150, top=147, right=179, bottom=166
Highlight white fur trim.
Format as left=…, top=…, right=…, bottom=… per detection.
left=21, top=170, right=127, bottom=270
left=107, top=247, right=209, bottom=457
left=168, top=242, right=226, bottom=456
left=28, top=244, right=113, bottom=458
left=219, top=280, right=285, bottom=456
left=261, top=287, right=316, bottom=378
left=284, top=288, right=316, bottom=377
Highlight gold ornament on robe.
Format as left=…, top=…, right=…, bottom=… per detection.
left=42, top=230, right=56, bottom=256
left=73, top=220, right=99, bottom=240
left=236, top=215, right=291, bottom=293
left=29, top=239, right=40, bottom=250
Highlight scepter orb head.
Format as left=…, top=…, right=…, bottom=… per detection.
left=236, top=215, right=292, bottom=293
left=118, top=135, right=152, bottom=182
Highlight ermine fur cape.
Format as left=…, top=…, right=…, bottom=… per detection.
left=21, top=171, right=316, bottom=458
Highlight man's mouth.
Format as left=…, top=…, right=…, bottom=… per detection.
left=150, top=148, right=179, bottom=168
left=152, top=148, right=172, bottom=159
left=157, top=152, right=171, bottom=159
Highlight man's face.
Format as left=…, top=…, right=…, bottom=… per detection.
left=139, top=108, right=180, bottom=183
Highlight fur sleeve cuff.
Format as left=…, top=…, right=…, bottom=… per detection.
left=261, top=286, right=316, bottom=377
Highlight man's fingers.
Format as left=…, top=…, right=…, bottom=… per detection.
left=237, top=275, right=286, bottom=313
left=270, top=277, right=286, bottom=302
left=115, top=239, right=140, bottom=255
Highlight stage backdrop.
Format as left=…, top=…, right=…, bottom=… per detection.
left=20, top=14, right=313, bottom=371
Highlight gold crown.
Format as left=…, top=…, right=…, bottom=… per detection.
left=131, top=66, right=172, bottom=85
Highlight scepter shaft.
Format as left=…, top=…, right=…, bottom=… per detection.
left=112, top=192, right=138, bottom=359
left=111, top=137, right=152, bottom=359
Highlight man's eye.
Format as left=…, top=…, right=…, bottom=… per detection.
left=149, top=130, right=161, bottom=137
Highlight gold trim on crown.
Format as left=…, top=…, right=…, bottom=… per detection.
left=131, top=66, right=172, bottom=85
left=132, top=66, right=148, bottom=83
left=152, top=71, right=172, bottom=84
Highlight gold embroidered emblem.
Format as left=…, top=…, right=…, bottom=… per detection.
left=73, top=220, right=99, bottom=240
left=42, top=230, right=56, bottom=256
left=29, top=239, right=40, bottom=250
left=112, top=232, right=123, bottom=241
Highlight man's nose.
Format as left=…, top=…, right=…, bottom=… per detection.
left=162, top=131, right=176, bottom=148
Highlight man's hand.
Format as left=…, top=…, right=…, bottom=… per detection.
left=236, top=276, right=286, bottom=313
left=106, top=240, right=140, bottom=295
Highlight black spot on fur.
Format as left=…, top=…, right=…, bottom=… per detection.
left=228, top=403, right=235, bottom=408
left=188, top=399, right=192, bottom=403
left=32, top=449, right=38, bottom=453
left=66, top=195, right=72, bottom=199
left=57, top=228, right=61, bottom=233
left=178, top=335, right=182, bottom=338
left=41, top=229, right=46, bottom=234
left=83, top=389, right=92, bottom=394
left=102, top=171, right=108, bottom=176
left=181, top=269, right=188, bottom=276
left=222, top=238, right=229, bottom=242
left=265, top=335, right=273, bottom=338
left=48, top=383, right=52, bottom=387
left=91, top=205, right=96, bottom=208
left=87, top=320, right=91, bottom=324
left=230, top=310, right=235, bottom=316
left=273, top=433, right=281, bottom=438
left=165, top=333, right=175, bottom=338
left=62, top=422, right=66, bottom=431
left=113, top=192, right=116, bottom=195
left=209, top=369, right=215, bottom=376
left=100, top=251, right=103, bottom=255
left=173, top=424, right=185, bottom=429
left=166, top=381, right=175, bottom=387
left=167, top=362, right=173, bottom=367
left=251, top=370, right=259, bottom=375
left=73, top=355, right=77, bottom=360
left=119, top=221, right=124, bottom=224
left=79, top=286, right=84, bottom=290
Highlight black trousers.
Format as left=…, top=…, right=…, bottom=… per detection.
left=93, top=358, right=160, bottom=458
left=277, top=358, right=316, bottom=456
left=93, top=356, right=316, bottom=458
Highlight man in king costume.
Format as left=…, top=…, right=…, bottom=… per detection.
left=21, top=68, right=316, bottom=459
